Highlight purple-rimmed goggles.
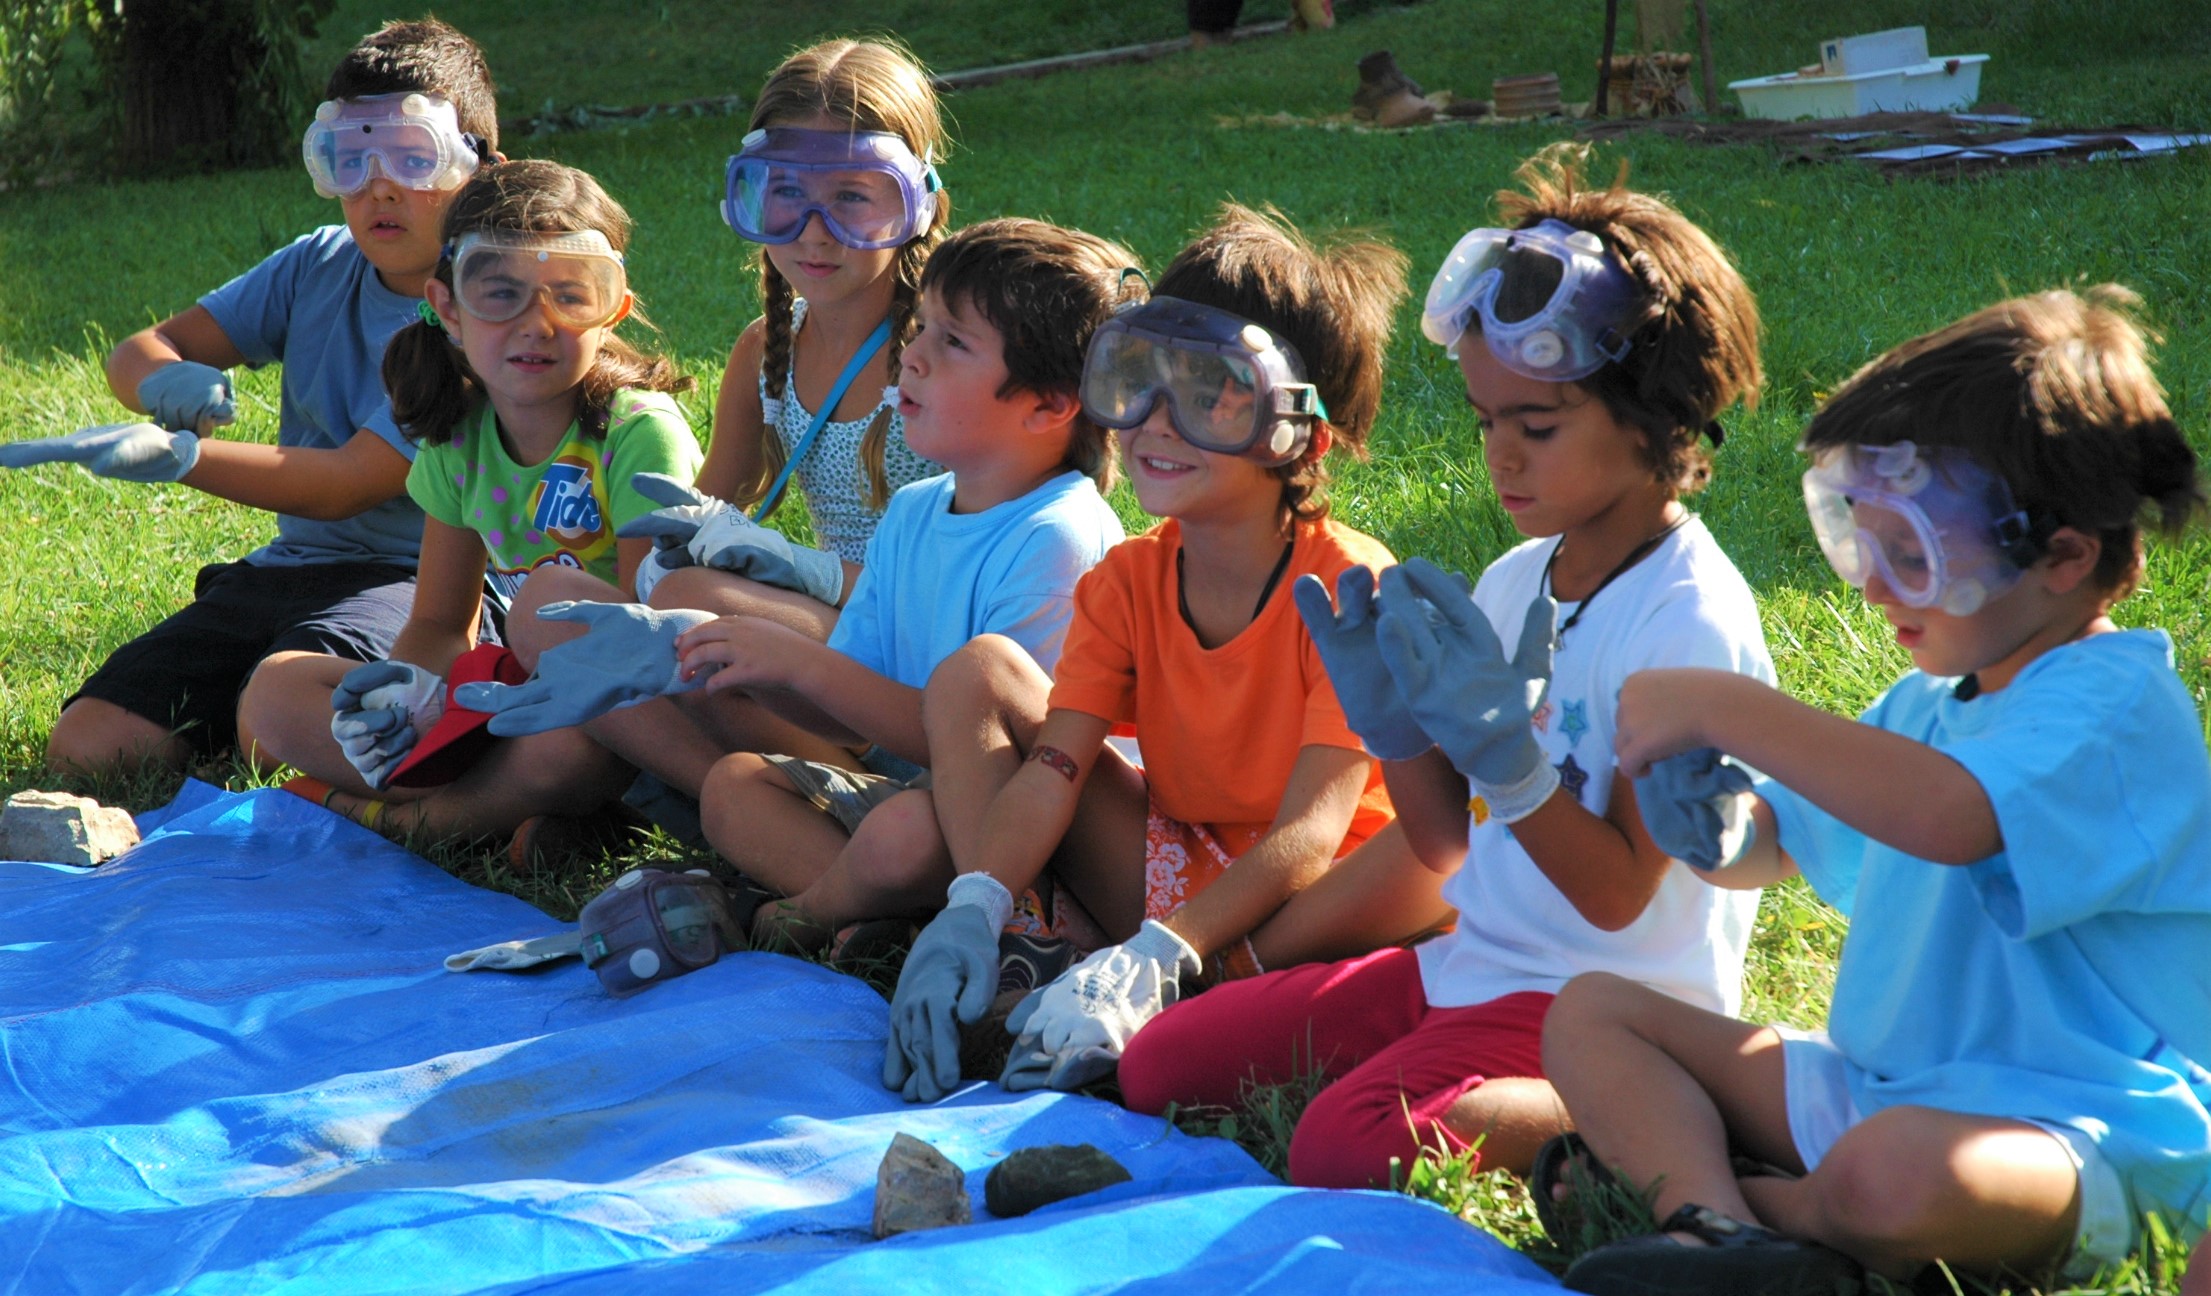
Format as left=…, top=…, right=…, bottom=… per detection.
left=1422, top=218, right=1638, bottom=382
left=721, top=127, right=941, bottom=251
left=578, top=867, right=745, bottom=997
left=1801, top=440, right=2050, bottom=616
left=303, top=93, right=481, bottom=198
left=1081, top=296, right=1329, bottom=466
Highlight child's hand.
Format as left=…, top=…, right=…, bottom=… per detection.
left=1374, top=557, right=1561, bottom=823
left=0, top=422, right=201, bottom=483
left=1634, top=748, right=1757, bottom=871
left=1292, top=567, right=1434, bottom=761
left=329, top=660, right=444, bottom=789
left=1613, top=668, right=1724, bottom=777
left=455, top=602, right=714, bottom=735
left=1000, top=920, right=1200, bottom=1093
left=620, top=472, right=845, bottom=605
left=136, top=361, right=235, bottom=434
left=673, top=615, right=811, bottom=694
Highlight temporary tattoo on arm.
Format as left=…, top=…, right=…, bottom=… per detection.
left=1030, top=744, right=1080, bottom=783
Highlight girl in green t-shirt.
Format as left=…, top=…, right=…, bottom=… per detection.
left=241, top=160, right=700, bottom=841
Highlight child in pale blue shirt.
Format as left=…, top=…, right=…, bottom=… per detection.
left=1545, top=286, right=2211, bottom=1294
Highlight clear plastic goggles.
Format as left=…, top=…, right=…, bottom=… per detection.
left=1422, top=218, right=1637, bottom=382
left=1801, top=441, right=2047, bottom=616
left=721, top=127, right=941, bottom=251
left=303, top=93, right=481, bottom=198
left=449, top=230, right=629, bottom=329
left=1081, top=296, right=1328, bottom=466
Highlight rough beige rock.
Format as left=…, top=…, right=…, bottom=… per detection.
left=0, top=791, right=139, bottom=867
left=872, top=1132, right=971, bottom=1238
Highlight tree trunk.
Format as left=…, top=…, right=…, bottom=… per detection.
left=112, top=1, right=277, bottom=171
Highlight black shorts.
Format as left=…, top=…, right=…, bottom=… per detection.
left=68, top=559, right=498, bottom=757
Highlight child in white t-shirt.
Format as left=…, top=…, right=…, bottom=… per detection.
left=1548, top=285, right=2211, bottom=1294
left=1116, top=143, right=1771, bottom=1189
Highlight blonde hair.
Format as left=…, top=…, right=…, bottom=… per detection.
left=740, top=38, right=952, bottom=514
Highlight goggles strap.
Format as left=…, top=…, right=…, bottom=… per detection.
left=752, top=318, right=892, bottom=522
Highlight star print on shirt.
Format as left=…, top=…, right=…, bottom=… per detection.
left=1560, top=700, right=1589, bottom=746
left=1556, top=753, right=1589, bottom=800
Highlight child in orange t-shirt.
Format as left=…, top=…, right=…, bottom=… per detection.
left=881, top=205, right=1438, bottom=1102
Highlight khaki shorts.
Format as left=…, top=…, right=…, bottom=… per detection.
left=760, top=753, right=925, bottom=836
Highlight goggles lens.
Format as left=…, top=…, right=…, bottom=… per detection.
left=450, top=231, right=627, bottom=328
left=1800, top=441, right=2035, bottom=616
left=650, top=877, right=736, bottom=969
left=1421, top=219, right=1636, bottom=381
left=303, top=93, right=478, bottom=198
left=721, top=128, right=938, bottom=250
left=1080, top=297, right=1325, bottom=465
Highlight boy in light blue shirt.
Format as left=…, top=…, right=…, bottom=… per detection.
left=0, top=20, right=499, bottom=777
left=1543, top=287, right=2211, bottom=1294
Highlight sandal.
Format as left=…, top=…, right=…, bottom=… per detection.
left=1562, top=1202, right=1864, bottom=1296
left=1529, top=1132, right=1619, bottom=1248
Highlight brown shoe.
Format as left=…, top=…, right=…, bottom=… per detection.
left=506, top=804, right=645, bottom=874
left=1352, top=50, right=1435, bottom=126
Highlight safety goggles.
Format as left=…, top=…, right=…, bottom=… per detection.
left=1422, top=218, right=1638, bottom=382
left=579, top=868, right=746, bottom=997
left=448, top=230, right=629, bottom=329
left=1081, top=296, right=1328, bottom=465
left=1801, top=440, right=2049, bottom=616
left=303, top=93, right=481, bottom=198
left=721, top=127, right=941, bottom=250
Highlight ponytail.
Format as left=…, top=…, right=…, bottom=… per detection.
left=383, top=309, right=480, bottom=444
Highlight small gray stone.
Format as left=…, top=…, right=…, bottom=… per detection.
left=872, top=1132, right=971, bottom=1238
left=0, top=791, right=139, bottom=867
left=983, top=1144, right=1133, bottom=1217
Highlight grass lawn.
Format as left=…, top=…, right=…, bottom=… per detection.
left=3, top=0, right=2208, bottom=1290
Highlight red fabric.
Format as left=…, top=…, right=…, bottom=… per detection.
left=1119, top=947, right=1553, bottom=1188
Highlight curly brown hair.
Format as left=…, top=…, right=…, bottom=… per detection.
left=1480, top=143, right=1764, bottom=494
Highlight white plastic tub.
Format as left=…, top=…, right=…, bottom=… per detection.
left=1730, top=54, right=1988, bottom=120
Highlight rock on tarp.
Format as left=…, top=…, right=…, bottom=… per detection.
left=0, top=783, right=1561, bottom=1295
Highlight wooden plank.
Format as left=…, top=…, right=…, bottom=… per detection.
left=932, top=21, right=1292, bottom=92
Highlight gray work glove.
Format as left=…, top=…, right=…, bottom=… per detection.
left=884, top=873, right=1011, bottom=1102
left=453, top=601, right=714, bottom=736
left=1376, top=557, right=1562, bottom=824
left=619, top=472, right=845, bottom=605
left=0, top=422, right=201, bottom=483
left=137, top=361, right=235, bottom=433
left=1292, top=566, right=1434, bottom=761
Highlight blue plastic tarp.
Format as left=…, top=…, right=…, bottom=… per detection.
left=0, top=783, right=1561, bottom=1294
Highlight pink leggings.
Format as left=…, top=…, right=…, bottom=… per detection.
left=1119, top=946, right=1552, bottom=1189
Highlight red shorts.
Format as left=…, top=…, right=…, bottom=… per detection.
left=1118, top=946, right=1553, bottom=1188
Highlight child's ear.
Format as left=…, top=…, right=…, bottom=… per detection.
left=1305, top=421, right=1335, bottom=462
left=1025, top=387, right=1081, bottom=435
left=2037, top=526, right=2103, bottom=595
left=609, top=291, right=636, bottom=328
left=424, top=279, right=464, bottom=338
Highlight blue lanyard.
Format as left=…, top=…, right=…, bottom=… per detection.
left=753, top=318, right=893, bottom=522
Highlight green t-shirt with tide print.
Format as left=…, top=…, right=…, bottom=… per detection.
left=407, top=389, right=702, bottom=603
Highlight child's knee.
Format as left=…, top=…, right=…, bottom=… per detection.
left=507, top=567, right=618, bottom=669
left=923, top=635, right=1044, bottom=723
left=699, top=752, right=780, bottom=837
left=1541, top=971, right=1642, bottom=1060
left=234, top=652, right=332, bottom=764
left=845, top=789, right=948, bottom=892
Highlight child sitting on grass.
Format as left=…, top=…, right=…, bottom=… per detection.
left=1549, top=285, right=2210, bottom=1294
left=881, top=203, right=1418, bottom=1103
left=243, top=160, right=701, bottom=838
left=1115, top=145, right=1772, bottom=1190
left=0, top=19, right=500, bottom=779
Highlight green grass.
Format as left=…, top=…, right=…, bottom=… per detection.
left=3, top=0, right=2209, bottom=1289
